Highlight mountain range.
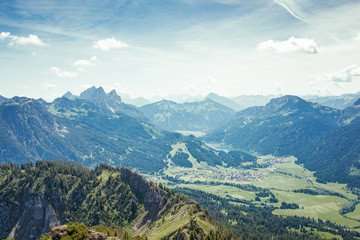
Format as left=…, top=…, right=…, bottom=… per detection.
left=205, top=95, right=360, bottom=187
left=304, top=91, right=360, bottom=110
left=140, top=99, right=235, bottom=132
left=130, top=91, right=360, bottom=112
left=0, top=87, right=252, bottom=173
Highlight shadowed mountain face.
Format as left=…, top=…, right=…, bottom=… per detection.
left=205, top=93, right=242, bottom=111
left=0, top=96, right=178, bottom=172
left=140, top=99, right=236, bottom=132
left=0, top=97, right=73, bottom=163
left=0, top=161, right=223, bottom=240
left=295, top=99, right=360, bottom=187
left=205, top=95, right=342, bottom=156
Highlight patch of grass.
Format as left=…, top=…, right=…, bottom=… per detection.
left=346, top=203, right=360, bottom=220
left=253, top=172, right=311, bottom=190
left=146, top=205, right=191, bottom=240
left=273, top=190, right=359, bottom=227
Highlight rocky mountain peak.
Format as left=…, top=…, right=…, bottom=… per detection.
left=107, top=89, right=122, bottom=102
left=266, top=95, right=307, bottom=111
left=62, top=91, right=77, bottom=100
left=205, top=92, right=220, bottom=99
left=79, top=86, right=107, bottom=102
left=156, top=99, right=178, bottom=109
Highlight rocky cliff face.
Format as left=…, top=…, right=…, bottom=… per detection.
left=0, top=193, right=61, bottom=240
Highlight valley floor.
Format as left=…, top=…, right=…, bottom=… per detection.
left=147, top=144, right=360, bottom=230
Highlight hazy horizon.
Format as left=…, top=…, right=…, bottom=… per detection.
left=1, top=0, right=360, bottom=101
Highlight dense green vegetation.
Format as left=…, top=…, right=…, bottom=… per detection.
left=297, top=120, right=360, bottom=188
left=171, top=152, right=193, bottom=168
left=0, top=161, right=236, bottom=240
left=0, top=161, right=139, bottom=226
left=176, top=188, right=360, bottom=240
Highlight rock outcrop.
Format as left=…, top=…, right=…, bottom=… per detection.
left=0, top=193, right=60, bottom=240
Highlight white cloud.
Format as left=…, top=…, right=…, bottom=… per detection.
left=73, top=56, right=97, bottom=74
left=73, top=59, right=91, bottom=66
left=311, top=64, right=360, bottom=83
left=50, top=67, right=78, bottom=78
left=41, top=83, right=56, bottom=90
left=0, top=32, right=11, bottom=40
left=257, top=36, right=318, bottom=54
left=354, top=33, right=360, bottom=41
left=92, top=38, right=129, bottom=51
left=0, top=32, right=44, bottom=46
left=13, top=34, right=44, bottom=46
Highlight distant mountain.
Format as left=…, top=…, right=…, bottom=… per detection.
left=0, top=95, right=7, bottom=104
left=340, top=97, right=360, bottom=124
left=205, top=95, right=341, bottom=156
left=205, top=93, right=241, bottom=111
left=78, top=86, right=144, bottom=119
left=0, top=161, right=228, bottom=240
left=229, top=95, right=276, bottom=110
left=303, top=92, right=360, bottom=109
left=122, top=96, right=150, bottom=107
left=0, top=96, right=176, bottom=172
left=62, top=91, right=77, bottom=100
left=140, top=99, right=236, bottom=132
left=0, top=95, right=249, bottom=172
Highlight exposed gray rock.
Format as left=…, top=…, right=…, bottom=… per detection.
left=0, top=194, right=60, bottom=240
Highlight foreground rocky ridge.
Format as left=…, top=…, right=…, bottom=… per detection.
left=0, top=161, right=228, bottom=240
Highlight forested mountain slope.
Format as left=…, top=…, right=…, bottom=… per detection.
left=0, top=161, right=230, bottom=240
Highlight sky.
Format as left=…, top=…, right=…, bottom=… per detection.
left=1, top=0, right=360, bottom=101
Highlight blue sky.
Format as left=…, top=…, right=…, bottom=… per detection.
left=1, top=0, right=360, bottom=101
